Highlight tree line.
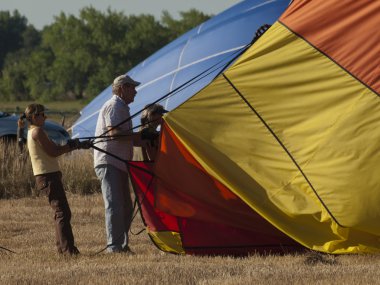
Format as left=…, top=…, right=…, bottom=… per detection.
left=0, top=8, right=210, bottom=102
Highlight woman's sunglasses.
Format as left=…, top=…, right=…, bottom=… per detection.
left=35, top=112, right=46, bottom=118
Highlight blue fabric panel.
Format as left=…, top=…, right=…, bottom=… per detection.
left=72, top=0, right=290, bottom=138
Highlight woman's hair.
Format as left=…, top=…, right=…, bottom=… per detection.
left=140, top=104, right=166, bottom=129
left=16, top=104, right=45, bottom=146
left=20, top=103, right=45, bottom=124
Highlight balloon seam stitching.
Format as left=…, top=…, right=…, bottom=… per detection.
left=278, top=20, right=379, bottom=98
left=222, top=73, right=343, bottom=228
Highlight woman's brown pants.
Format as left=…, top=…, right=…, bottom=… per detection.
left=35, top=171, right=78, bottom=255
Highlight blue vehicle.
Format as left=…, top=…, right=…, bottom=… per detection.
left=0, top=111, right=70, bottom=144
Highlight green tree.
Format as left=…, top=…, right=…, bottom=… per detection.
left=39, top=13, right=89, bottom=99
left=24, top=47, right=55, bottom=101
left=0, top=7, right=212, bottom=102
left=0, top=10, right=28, bottom=69
left=0, top=51, right=29, bottom=101
left=80, top=8, right=170, bottom=98
left=78, top=7, right=132, bottom=98
left=0, top=11, right=40, bottom=101
left=161, top=9, right=211, bottom=41
left=22, top=25, right=41, bottom=51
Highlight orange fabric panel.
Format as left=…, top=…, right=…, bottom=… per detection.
left=280, top=0, right=380, bottom=93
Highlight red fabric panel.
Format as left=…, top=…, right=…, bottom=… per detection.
left=154, top=123, right=302, bottom=252
left=179, top=219, right=302, bottom=255
left=155, top=124, right=271, bottom=231
left=280, top=0, right=380, bottom=93
left=128, top=161, right=179, bottom=232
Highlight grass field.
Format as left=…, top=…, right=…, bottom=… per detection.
left=1, top=194, right=380, bottom=285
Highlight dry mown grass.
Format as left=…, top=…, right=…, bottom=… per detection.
left=1, top=194, right=380, bottom=285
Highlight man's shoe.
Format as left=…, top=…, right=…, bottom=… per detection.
left=122, top=246, right=135, bottom=255
left=69, top=246, right=80, bottom=255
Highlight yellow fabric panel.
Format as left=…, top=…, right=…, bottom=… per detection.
left=164, top=22, right=380, bottom=253
left=147, top=229, right=185, bottom=254
left=227, top=22, right=380, bottom=234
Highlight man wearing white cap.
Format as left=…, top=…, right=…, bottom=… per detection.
left=94, top=74, right=141, bottom=253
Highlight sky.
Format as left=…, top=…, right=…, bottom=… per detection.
left=0, top=0, right=243, bottom=30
